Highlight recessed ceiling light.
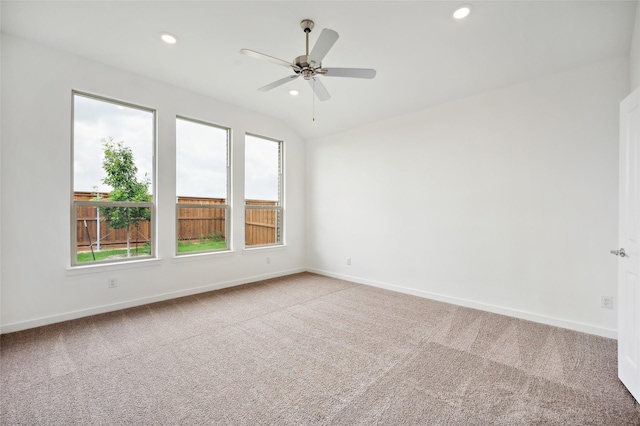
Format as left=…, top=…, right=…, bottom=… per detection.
left=452, top=5, right=472, bottom=20
left=160, top=33, right=177, bottom=44
left=289, top=90, right=299, bottom=96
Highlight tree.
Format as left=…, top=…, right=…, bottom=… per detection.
left=98, top=138, right=151, bottom=257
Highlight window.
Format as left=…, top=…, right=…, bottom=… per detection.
left=176, top=117, right=230, bottom=254
left=72, top=92, right=155, bottom=265
left=245, top=134, right=283, bottom=247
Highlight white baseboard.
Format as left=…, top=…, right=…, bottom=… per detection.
left=0, top=268, right=306, bottom=334
left=2, top=267, right=617, bottom=339
left=306, top=268, right=618, bottom=340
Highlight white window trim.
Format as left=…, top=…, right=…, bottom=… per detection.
left=244, top=133, right=284, bottom=248
left=175, top=116, right=232, bottom=256
left=70, top=91, right=157, bottom=267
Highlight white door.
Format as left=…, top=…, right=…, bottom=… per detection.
left=618, top=87, right=640, bottom=404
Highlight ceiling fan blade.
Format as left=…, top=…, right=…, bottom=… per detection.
left=258, top=74, right=300, bottom=92
left=308, top=29, right=339, bottom=66
left=240, top=49, right=301, bottom=71
left=308, top=77, right=330, bottom=101
left=321, top=68, right=377, bottom=79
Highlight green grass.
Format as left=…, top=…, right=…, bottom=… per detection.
left=178, top=239, right=227, bottom=253
left=77, top=239, right=226, bottom=262
left=77, top=246, right=151, bottom=263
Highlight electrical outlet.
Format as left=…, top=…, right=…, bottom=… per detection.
left=108, top=277, right=117, bottom=288
left=347, top=258, right=352, bottom=266
left=601, top=296, right=613, bottom=309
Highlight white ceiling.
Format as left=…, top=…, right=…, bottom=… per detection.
left=2, top=1, right=636, bottom=140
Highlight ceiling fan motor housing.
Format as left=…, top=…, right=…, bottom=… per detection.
left=294, top=55, right=319, bottom=79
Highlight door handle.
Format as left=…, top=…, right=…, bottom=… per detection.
left=611, top=248, right=627, bottom=257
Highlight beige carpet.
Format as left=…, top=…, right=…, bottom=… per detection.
left=1, top=272, right=639, bottom=425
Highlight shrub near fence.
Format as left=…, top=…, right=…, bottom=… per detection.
left=75, top=192, right=278, bottom=250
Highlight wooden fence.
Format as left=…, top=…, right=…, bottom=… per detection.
left=75, top=192, right=277, bottom=250
left=176, top=196, right=227, bottom=243
left=245, top=207, right=278, bottom=246
left=75, top=192, right=151, bottom=252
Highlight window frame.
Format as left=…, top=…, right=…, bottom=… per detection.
left=70, top=91, right=157, bottom=267
left=244, top=133, right=284, bottom=248
left=175, top=116, right=231, bottom=256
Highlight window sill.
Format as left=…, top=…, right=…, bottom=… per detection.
left=242, top=245, right=287, bottom=255
left=172, top=250, right=235, bottom=263
left=66, top=257, right=163, bottom=275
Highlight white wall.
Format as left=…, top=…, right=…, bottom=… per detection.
left=0, top=35, right=306, bottom=333
left=631, top=1, right=640, bottom=91
left=307, top=56, right=629, bottom=338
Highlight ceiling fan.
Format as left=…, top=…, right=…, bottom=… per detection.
left=240, top=19, right=376, bottom=101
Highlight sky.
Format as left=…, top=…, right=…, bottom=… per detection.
left=176, top=117, right=228, bottom=198
left=74, top=95, right=153, bottom=194
left=74, top=95, right=279, bottom=201
left=245, top=134, right=279, bottom=201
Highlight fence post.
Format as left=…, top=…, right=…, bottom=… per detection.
left=96, top=205, right=101, bottom=251
left=95, top=192, right=101, bottom=251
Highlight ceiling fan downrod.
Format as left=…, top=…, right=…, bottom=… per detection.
left=297, top=19, right=316, bottom=79
left=301, top=19, right=314, bottom=57
left=300, top=20, right=318, bottom=121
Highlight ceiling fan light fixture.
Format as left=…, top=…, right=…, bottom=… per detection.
left=289, top=89, right=300, bottom=96
left=160, top=33, right=177, bottom=44
left=452, top=5, right=472, bottom=20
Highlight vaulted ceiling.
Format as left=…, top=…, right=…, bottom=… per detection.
left=2, top=1, right=636, bottom=139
